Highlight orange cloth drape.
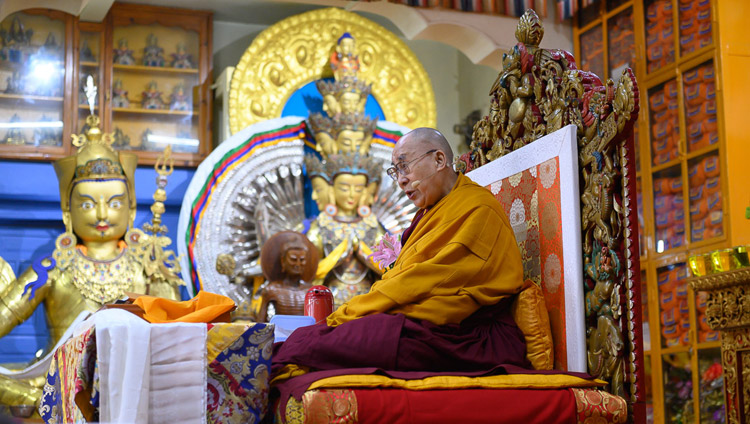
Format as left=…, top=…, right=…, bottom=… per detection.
left=133, top=291, right=235, bottom=323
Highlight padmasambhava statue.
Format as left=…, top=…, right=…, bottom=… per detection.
left=0, top=80, right=183, bottom=409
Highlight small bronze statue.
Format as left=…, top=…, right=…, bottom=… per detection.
left=170, top=43, right=193, bottom=69
left=141, top=80, right=165, bottom=109
left=113, top=38, right=135, bottom=65
left=112, top=79, right=129, bottom=108
left=258, top=231, right=319, bottom=322
left=142, top=34, right=165, bottom=67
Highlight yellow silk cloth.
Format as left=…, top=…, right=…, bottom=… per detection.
left=133, top=291, right=236, bottom=323
left=306, top=373, right=606, bottom=392
left=327, top=173, right=524, bottom=327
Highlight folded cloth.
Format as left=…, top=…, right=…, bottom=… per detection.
left=134, top=290, right=235, bottom=323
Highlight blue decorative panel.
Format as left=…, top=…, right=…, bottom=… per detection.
left=0, top=159, right=194, bottom=364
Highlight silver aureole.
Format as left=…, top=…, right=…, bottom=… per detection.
left=191, top=136, right=416, bottom=306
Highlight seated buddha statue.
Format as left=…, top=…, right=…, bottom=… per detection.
left=257, top=231, right=318, bottom=322
left=0, top=113, right=183, bottom=409
left=306, top=154, right=385, bottom=308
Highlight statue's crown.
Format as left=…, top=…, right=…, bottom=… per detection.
left=304, top=154, right=330, bottom=182
left=316, top=78, right=372, bottom=102
left=325, top=153, right=381, bottom=182
left=54, top=78, right=137, bottom=212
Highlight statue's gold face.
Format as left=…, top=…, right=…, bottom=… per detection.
left=310, top=176, right=330, bottom=211
left=333, top=174, right=367, bottom=216
left=340, top=92, right=360, bottom=114
left=366, top=181, right=378, bottom=205
left=338, top=38, right=355, bottom=56
left=337, top=129, right=366, bottom=154
left=70, top=179, right=131, bottom=243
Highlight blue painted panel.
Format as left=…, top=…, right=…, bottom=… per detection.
left=0, top=159, right=194, bottom=364
left=281, top=78, right=385, bottom=119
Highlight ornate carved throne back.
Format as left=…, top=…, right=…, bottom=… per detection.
left=462, top=9, right=644, bottom=419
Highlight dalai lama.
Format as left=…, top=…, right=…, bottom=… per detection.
left=271, top=127, right=529, bottom=384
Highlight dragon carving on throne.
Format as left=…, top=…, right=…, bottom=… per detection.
left=458, top=9, right=643, bottom=419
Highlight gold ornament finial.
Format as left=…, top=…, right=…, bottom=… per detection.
left=71, top=78, right=114, bottom=149
left=144, top=145, right=174, bottom=235
left=515, top=9, right=544, bottom=47
left=128, top=144, right=182, bottom=284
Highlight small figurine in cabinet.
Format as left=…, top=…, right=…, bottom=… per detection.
left=80, top=39, right=96, bottom=63
left=4, top=114, right=27, bottom=145
left=34, top=114, right=60, bottom=146
left=169, top=83, right=191, bottom=111
left=37, top=33, right=62, bottom=61
left=112, top=127, right=131, bottom=149
left=1, top=16, right=33, bottom=63
left=112, top=78, right=130, bottom=108
left=143, top=33, right=165, bottom=67
left=170, top=43, right=193, bottom=69
left=140, top=128, right=153, bottom=150
left=141, top=80, right=165, bottom=109
left=4, top=70, right=23, bottom=94
left=113, top=38, right=135, bottom=65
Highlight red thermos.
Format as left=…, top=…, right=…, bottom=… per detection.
left=304, top=285, right=333, bottom=324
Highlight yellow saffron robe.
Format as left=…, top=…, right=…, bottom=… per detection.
left=327, top=173, right=523, bottom=327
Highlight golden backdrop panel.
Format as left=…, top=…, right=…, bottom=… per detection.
left=228, top=7, right=437, bottom=134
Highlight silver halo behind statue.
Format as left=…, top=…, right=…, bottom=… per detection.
left=178, top=116, right=415, bottom=302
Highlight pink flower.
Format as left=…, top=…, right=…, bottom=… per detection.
left=368, top=233, right=402, bottom=271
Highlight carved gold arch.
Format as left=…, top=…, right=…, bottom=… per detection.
left=228, top=7, right=437, bottom=135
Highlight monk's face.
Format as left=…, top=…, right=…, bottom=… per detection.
left=391, top=136, right=440, bottom=209
left=70, top=179, right=131, bottom=243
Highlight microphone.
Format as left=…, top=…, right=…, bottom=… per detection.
left=410, top=169, right=439, bottom=189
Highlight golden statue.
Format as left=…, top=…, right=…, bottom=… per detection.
left=304, top=154, right=332, bottom=212
left=305, top=154, right=384, bottom=308
left=0, top=77, right=183, bottom=410
left=307, top=33, right=377, bottom=160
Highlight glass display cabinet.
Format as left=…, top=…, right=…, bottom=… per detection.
left=573, top=0, right=747, bottom=422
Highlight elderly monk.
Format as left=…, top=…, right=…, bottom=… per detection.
left=272, top=127, right=528, bottom=379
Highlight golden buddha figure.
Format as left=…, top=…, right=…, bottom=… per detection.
left=0, top=87, right=183, bottom=409
left=330, top=32, right=360, bottom=81
left=306, top=154, right=384, bottom=308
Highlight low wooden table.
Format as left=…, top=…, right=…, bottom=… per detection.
left=689, top=267, right=750, bottom=424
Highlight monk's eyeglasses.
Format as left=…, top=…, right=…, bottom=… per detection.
left=386, top=149, right=437, bottom=181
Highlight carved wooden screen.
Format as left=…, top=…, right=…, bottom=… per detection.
left=457, top=9, right=645, bottom=421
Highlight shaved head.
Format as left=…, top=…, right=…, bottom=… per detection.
left=397, top=128, right=454, bottom=164
left=391, top=128, right=458, bottom=208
